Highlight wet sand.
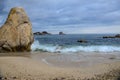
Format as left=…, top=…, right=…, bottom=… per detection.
left=0, top=52, right=120, bottom=80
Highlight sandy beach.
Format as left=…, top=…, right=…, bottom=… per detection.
left=0, top=0, right=120, bottom=80
left=0, top=52, right=120, bottom=80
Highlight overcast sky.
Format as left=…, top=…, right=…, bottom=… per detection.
left=0, top=0, right=120, bottom=34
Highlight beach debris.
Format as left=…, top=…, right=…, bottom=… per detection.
left=0, top=7, right=34, bottom=52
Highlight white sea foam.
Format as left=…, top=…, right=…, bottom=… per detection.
left=61, top=46, right=120, bottom=53
left=31, top=40, right=120, bottom=53
left=31, top=40, right=59, bottom=53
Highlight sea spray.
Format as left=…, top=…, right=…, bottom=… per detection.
left=31, top=40, right=61, bottom=52
left=32, top=39, right=120, bottom=53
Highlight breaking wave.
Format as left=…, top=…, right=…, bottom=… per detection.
left=31, top=40, right=120, bottom=53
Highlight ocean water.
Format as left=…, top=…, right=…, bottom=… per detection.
left=31, top=34, right=120, bottom=53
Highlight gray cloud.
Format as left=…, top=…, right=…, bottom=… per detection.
left=0, top=0, right=120, bottom=33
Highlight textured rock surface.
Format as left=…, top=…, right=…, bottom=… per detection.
left=0, top=7, right=34, bottom=52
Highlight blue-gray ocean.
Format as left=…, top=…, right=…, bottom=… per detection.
left=32, top=34, right=120, bottom=53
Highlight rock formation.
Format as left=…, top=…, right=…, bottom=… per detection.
left=59, top=32, right=65, bottom=35
left=34, top=31, right=51, bottom=35
left=0, top=7, right=34, bottom=52
left=77, top=40, right=88, bottom=43
left=115, top=34, right=120, bottom=38
left=34, top=32, right=42, bottom=35
left=42, top=31, right=51, bottom=35
left=103, top=34, right=120, bottom=39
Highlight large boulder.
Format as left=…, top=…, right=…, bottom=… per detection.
left=0, top=7, right=34, bottom=52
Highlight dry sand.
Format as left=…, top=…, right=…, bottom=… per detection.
left=0, top=52, right=120, bottom=80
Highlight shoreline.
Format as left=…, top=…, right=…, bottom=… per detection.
left=0, top=52, right=120, bottom=80
left=31, top=52, right=120, bottom=68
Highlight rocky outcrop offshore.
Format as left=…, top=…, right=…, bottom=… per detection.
left=34, top=31, right=51, bottom=35
left=0, top=7, right=34, bottom=52
left=59, top=32, right=65, bottom=35
left=115, top=34, right=120, bottom=38
left=103, top=34, right=120, bottom=39
left=77, top=39, right=88, bottom=43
